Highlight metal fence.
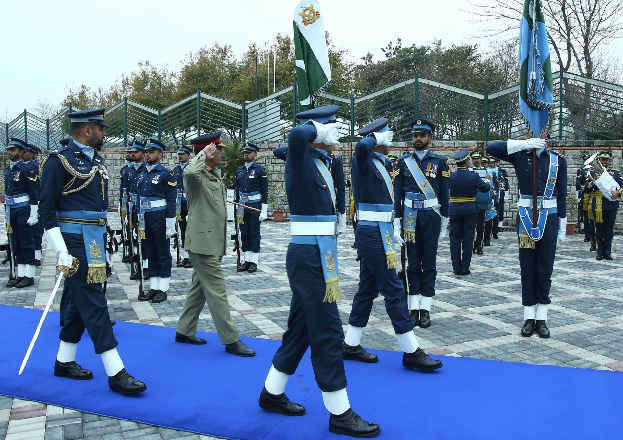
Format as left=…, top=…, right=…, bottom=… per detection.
left=2, top=70, right=623, bottom=151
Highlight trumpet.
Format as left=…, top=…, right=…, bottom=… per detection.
left=584, top=153, right=620, bottom=201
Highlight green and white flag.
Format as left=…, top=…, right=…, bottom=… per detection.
left=293, top=0, right=332, bottom=110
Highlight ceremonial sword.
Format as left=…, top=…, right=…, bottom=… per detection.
left=227, top=200, right=261, bottom=212
left=18, top=272, right=64, bottom=375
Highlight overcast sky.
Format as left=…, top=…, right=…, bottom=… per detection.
left=1, top=0, right=621, bottom=121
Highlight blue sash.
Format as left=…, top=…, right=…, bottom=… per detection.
left=517, top=153, right=559, bottom=247
left=314, top=159, right=336, bottom=211
left=139, top=196, right=166, bottom=239
left=58, top=210, right=107, bottom=284
left=290, top=214, right=341, bottom=302
left=5, top=192, right=29, bottom=234
left=358, top=203, right=396, bottom=269
left=372, top=159, right=394, bottom=201
left=236, top=191, right=260, bottom=224
left=403, top=156, right=439, bottom=242
left=121, top=188, right=128, bottom=220
left=176, top=188, right=185, bottom=221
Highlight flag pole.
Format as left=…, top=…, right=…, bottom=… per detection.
left=532, top=149, right=538, bottom=227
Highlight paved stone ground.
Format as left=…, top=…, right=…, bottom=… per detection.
left=1, top=215, right=622, bottom=439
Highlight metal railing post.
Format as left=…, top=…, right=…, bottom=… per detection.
left=484, top=91, right=489, bottom=142
left=123, top=98, right=128, bottom=148
left=414, top=74, right=419, bottom=119
left=23, top=110, right=27, bottom=142
left=68, top=103, right=72, bottom=137
left=292, top=82, right=297, bottom=127
left=196, top=89, right=201, bottom=137
left=157, top=109, right=162, bottom=141
left=350, top=97, right=355, bottom=142
left=46, top=119, right=50, bottom=150
left=241, top=102, right=246, bottom=144
left=558, top=70, right=564, bottom=140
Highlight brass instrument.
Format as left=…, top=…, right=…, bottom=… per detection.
left=584, top=153, right=620, bottom=201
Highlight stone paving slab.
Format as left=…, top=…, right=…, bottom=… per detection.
left=0, top=215, right=621, bottom=439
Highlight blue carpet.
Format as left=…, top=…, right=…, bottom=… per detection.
left=0, top=304, right=621, bottom=439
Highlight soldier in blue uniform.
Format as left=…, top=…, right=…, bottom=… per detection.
left=495, top=157, right=509, bottom=230
left=137, top=139, right=177, bottom=303
left=487, top=134, right=566, bottom=338
left=126, top=141, right=149, bottom=280
left=173, top=144, right=193, bottom=268
left=259, top=105, right=379, bottom=438
left=575, top=154, right=591, bottom=243
left=449, top=149, right=491, bottom=275
left=344, top=118, right=442, bottom=372
left=22, top=144, right=44, bottom=267
left=393, top=119, right=449, bottom=329
left=469, top=152, right=493, bottom=253
left=119, top=146, right=134, bottom=263
left=4, top=138, right=39, bottom=288
left=235, top=143, right=268, bottom=273
left=39, top=108, right=146, bottom=395
left=584, top=152, right=623, bottom=260
left=483, top=156, right=499, bottom=243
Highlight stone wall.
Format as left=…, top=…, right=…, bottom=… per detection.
left=3, top=139, right=623, bottom=227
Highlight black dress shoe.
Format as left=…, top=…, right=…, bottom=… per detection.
left=183, top=258, right=193, bottom=268
left=237, top=262, right=250, bottom=272
left=521, top=319, right=535, bottom=337
left=122, top=255, right=131, bottom=263
left=604, top=255, right=613, bottom=260
left=15, top=277, right=34, bottom=288
left=176, top=259, right=185, bottom=267
left=111, top=320, right=116, bottom=326
left=175, top=332, right=207, bottom=345
left=476, top=249, right=484, bottom=255
left=492, top=234, right=498, bottom=239
left=409, top=310, right=419, bottom=327
left=150, top=290, right=167, bottom=303
left=535, top=320, right=550, bottom=338
left=108, top=369, right=147, bottom=395
left=460, top=269, right=471, bottom=275
left=418, top=310, right=431, bottom=328
left=54, top=360, right=93, bottom=380
left=484, top=241, right=490, bottom=246
left=402, top=348, right=443, bottom=371
left=259, top=387, right=306, bottom=416
left=140, top=289, right=158, bottom=301
left=589, top=245, right=596, bottom=252
left=247, top=262, right=258, bottom=273
left=453, top=270, right=461, bottom=275
left=225, top=340, right=256, bottom=357
left=6, top=277, right=22, bottom=288
left=596, top=254, right=603, bottom=260
left=142, top=269, right=150, bottom=280
left=343, top=343, right=378, bottom=363
left=36, top=260, right=41, bottom=267
left=329, top=408, right=381, bottom=438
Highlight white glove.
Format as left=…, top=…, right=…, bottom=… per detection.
left=557, top=217, right=567, bottom=244
left=507, top=138, right=546, bottom=154
left=45, top=227, right=78, bottom=276
left=373, top=131, right=394, bottom=147
left=393, top=218, right=405, bottom=247
left=309, top=121, right=341, bottom=146
left=259, top=204, right=268, bottom=222
left=576, top=191, right=581, bottom=199
left=27, top=204, right=38, bottom=226
left=337, top=212, right=346, bottom=235
left=166, top=218, right=176, bottom=238
left=438, top=216, right=449, bottom=241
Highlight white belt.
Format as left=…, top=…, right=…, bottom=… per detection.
left=141, top=199, right=166, bottom=209
left=517, top=198, right=557, bottom=209
left=178, top=191, right=187, bottom=199
left=290, top=221, right=336, bottom=236
left=240, top=194, right=261, bottom=202
left=6, top=195, right=30, bottom=205
left=404, top=197, right=438, bottom=209
left=357, top=210, right=395, bottom=222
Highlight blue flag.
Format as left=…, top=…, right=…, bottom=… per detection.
left=518, top=0, right=553, bottom=136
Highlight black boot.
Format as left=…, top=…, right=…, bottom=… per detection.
left=6, top=277, right=22, bottom=288
left=521, top=319, right=536, bottom=337
left=343, top=343, right=378, bottom=363
left=418, top=310, right=431, bottom=328
left=150, top=290, right=167, bottom=303
left=54, top=360, right=93, bottom=380
left=258, top=387, right=306, bottom=416
left=15, top=277, right=34, bottom=288
left=329, top=408, right=381, bottom=438
left=247, top=262, right=258, bottom=273
left=108, top=369, right=147, bottom=395
left=183, top=258, right=193, bottom=268
left=402, top=348, right=443, bottom=371
left=140, top=289, right=159, bottom=302
left=237, top=261, right=250, bottom=272
left=535, top=320, right=550, bottom=338
left=409, top=310, right=419, bottom=327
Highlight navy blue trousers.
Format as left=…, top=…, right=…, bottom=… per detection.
left=498, top=192, right=505, bottom=221
left=144, top=210, right=172, bottom=278
left=272, top=243, right=347, bottom=392
left=9, top=206, right=36, bottom=265
left=34, top=222, right=43, bottom=251
left=240, top=204, right=261, bottom=253
left=517, top=213, right=558, bottom=306
left=59, top=232, right=118, bottom=354
left=449, top=213, right=477, bottom=272
left=406, top=210, right=440, bottom=297
left=179, top=200, right=188, bottom=247
left=484, top=218, right=493, bottom=242
left=349, top=225, right=413, bottom=334
left=595, top=209, right=617, bottom=257
left=474, top=210, right=486, bottom=251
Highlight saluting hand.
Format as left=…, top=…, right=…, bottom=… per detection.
left=201, top=144, right=217, bottom=159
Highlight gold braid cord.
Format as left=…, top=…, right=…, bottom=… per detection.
left=54, top=154, right=99, bottom=196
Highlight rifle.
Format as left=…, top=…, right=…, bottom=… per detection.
left=127, top=207, right=144, bottom=299
left=398, top=241, right=408, bottom=298
left=231, top=207, right=242, bottom=268
left=1, top=240, right=15, bottom=281
left=174, top=220, right=182, bottom=266
left=103, top=226, right=119, bottom=294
